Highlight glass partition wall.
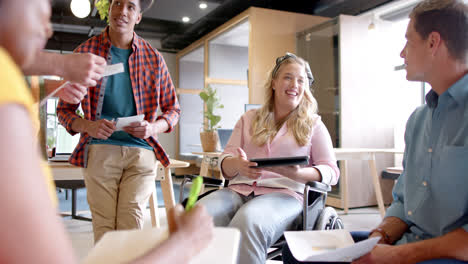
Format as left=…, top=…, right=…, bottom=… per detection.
left=177, top=46, right=205, bottom=158
left=176, top=19, right=249, bottom=159
left=297, top=19, right=340, bottom=148
left=207, top=19, right=249, bottom=130
left=297, top=19, right=341, bottom=196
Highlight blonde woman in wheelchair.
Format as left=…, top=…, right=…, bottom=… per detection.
left=197, top=53, right=340, bottom=264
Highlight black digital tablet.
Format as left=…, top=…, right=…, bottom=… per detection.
left=249, top=156, right=309, bottom=168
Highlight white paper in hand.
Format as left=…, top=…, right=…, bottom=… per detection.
left=115, top=114, right=144, bottom=131
left=103, top=63, right=124, bottom=77
left=285, top=229, right=379, bottom=262
left=38, top=63, right=124, bottom=107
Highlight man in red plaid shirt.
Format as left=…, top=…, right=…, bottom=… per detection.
left=57, top=0, right=180, bottom=242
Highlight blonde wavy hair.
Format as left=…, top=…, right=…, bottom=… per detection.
left=251, top=55, right=318, bottom=146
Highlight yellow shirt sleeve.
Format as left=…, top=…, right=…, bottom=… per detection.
left=0, top=47, right=57, bottom=207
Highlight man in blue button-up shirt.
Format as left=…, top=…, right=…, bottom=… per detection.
left=355, top=1, right=468, bottom=263
left=282, top=1, right=468, bottom=263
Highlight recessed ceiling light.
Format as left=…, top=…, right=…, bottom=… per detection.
left=199, top=2, right=208, bottom=9
left=70, top=0, right=90, bottom=18
left=182, top=16, right=190, bottom=23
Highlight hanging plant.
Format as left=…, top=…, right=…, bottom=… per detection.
left=95, top=0, right=110, bottom=22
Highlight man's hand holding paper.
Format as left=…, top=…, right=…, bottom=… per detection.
left=122, top=116, right=171, bottom=140
left=114, top=114, right=153, bottom=139
left=352, top=244, right=396, bottom=264
left=86, top=119, right=116, bottom=140
left=122, top=120, right=156, bottom=139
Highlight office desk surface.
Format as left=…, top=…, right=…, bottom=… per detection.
left=49, top=161, right=82, bottom=180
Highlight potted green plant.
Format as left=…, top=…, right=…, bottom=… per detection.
left=199, top=85, right=224, bottom=152
left=95, top=0, right=110, bottom=21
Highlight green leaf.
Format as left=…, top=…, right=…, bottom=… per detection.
left=211, top=115, right=221, bottom=128
left=199, top=91, right=209, bottom=101
left=200, top=85, right=223, bottom=131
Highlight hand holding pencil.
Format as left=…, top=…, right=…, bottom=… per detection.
left=166, top=203, right=214, bottom=258
left=167, top=177, right=213, bottom=257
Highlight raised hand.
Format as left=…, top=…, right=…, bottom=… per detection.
left=61, top=53, right=106, bottom=87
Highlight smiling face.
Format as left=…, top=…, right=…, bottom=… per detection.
left=400, top=19, right=433, bottom=82
left=108, top=0, right=142, bottom=35
left=272, top=62, right=307, bottom=113
left=0, top=0, right=52, bottom=68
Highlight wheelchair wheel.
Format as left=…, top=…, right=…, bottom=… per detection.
left=314, top=206, right=344, bottom=230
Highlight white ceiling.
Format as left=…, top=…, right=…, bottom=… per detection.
left=144, top=0, right=220, bottom=23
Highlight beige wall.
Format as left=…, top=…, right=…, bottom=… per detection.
left=147, top=38, right=178, bottom=159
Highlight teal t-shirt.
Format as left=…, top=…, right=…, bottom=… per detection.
left=90, top=46, right=152, bottom=150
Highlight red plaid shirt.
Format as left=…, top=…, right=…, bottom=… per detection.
left=57, top=28, right=180, bottom=168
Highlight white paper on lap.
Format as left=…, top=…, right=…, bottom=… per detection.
left=285, top=229, right=379, bottom=262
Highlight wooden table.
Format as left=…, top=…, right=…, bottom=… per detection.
left=49, top=161, right=83, bottom=180
left=49, top=159, right=190, bottom=228
left=49, top=161, right=90, bottom=221
left=150, top=159, right=189, bottom=228
left=333, top=148, right=403, bottom=218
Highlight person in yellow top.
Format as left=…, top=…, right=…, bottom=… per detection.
left=0, top=0, right=213, bottom=263
left=1, top=9, right=107, bottom=205
left=0, top=48, right=59, bottom=203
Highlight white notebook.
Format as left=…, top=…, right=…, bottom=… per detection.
left=82, top=227, right=240, bottom=264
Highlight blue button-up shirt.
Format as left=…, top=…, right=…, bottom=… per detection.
left=386, top=73, right=468, bottom=244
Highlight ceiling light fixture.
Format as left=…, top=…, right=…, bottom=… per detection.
left=199, top=2, right=208, bottom=9
left=182, top=16, right=190, bottom=23
left=71, top=0, right=91, bottom=18
left=368, top=14, right=376, bottom=31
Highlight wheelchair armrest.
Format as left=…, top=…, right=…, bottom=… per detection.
left=302, top=181, right=330, bottom=230
left=305, top=181, right=331, bottom=194
left=179, top=175, right=225, bottom=204
left=183, top=174, right=224, bottom=186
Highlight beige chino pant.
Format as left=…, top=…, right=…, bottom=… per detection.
left=84, top=144, right=156, bottom=243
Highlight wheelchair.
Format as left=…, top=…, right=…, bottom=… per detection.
left=179, top=175, right=344, bottom=260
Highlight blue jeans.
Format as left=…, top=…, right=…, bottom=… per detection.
left=197, top=188, right=303, bottom=264
left=282, top=231, right=468, bottom=264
